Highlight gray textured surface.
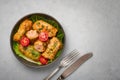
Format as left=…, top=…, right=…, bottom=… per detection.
left=0, top=0, right=120, bottom=80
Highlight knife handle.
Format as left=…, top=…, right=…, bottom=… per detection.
left=57, top=75, right=64, bottom=80
left=44, top=66, right=62, bottom=80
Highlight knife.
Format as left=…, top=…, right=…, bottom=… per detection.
left=57, top=52, right=93, bottom=80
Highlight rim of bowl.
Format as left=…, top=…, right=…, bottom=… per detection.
left=10, top=13, right=65, bottom=68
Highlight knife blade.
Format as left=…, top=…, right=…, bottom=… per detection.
left=57, top=52, right=93, bottom=80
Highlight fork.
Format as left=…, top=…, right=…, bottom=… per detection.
left=44, top=49, right=80, bottom=80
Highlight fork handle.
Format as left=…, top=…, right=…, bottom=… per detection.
left=44, top=66, right=62, bottom=80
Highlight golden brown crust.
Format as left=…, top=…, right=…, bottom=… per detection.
left=33, top=20, right=58, bottom=37
left=13, top=19, right=32, bottom=41
left=42, top=37, right=62, bottom=60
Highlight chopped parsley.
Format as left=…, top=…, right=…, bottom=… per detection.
left=39, top=25, right=44, bottom=30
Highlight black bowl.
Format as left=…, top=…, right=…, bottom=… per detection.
left=10, top=13, right=65, bottom=68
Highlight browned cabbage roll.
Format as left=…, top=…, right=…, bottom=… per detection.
left=19, top=45, right=40, bottom=61
left=42, top=37, right=62, bottom=60
left=33, top=20, right=58, bottom=37
left=13, top=19, right=32, bottom=41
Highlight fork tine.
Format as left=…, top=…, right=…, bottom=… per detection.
left=62, top=49, right=78, bottom=60
left=65, top=52, right=80, bottom=65
left=64, top=51, right=79, bottom=62
left=63, top=51, right=79, bottom=64
left=61, top=50, right=80, bottom=66
left=64, top=49, right=79, bottom=61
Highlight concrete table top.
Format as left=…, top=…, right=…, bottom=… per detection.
left=0, top=0, right=120, bottom=80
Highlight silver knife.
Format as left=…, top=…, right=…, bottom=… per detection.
left=57, top=52, right=93, bottom=80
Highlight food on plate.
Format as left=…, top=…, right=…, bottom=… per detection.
left=13, top=19, right=32, bottom=41
left=12, top=15, right=64, bottom=65
left=33, top=20, right=58, bottom=37
left=20, top=36, right=30, bottom=47
left=26, top=30, right=38, bottom=40
left=39, top=31, right=48, bottom=42
left=42, top=37, right=62, bottom=60
left=34, top=40, right=47, bottom=52
left=39, top=56, right=48, bottom=65
left=19, top=45, right=40, bottom=61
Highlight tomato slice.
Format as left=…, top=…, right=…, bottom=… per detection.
left=39, top=31, right=48, bottom=41
left=20, top=36, right=30, bottom=47
left=39, top=56, right=48, bottom=65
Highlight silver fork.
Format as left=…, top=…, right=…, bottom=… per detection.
left=44, top=49, right=80, bottom=80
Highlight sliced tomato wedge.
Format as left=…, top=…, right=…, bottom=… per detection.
left=39, top=56, right=48, bottom=65
left=39, top=31, right=48, bottom=42
left=20, top=36, right=30, bottom=47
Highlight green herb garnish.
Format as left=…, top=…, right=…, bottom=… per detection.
left=39, top=25, right=44, bottom=30
left=36, top=22, right=40, bottom=26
